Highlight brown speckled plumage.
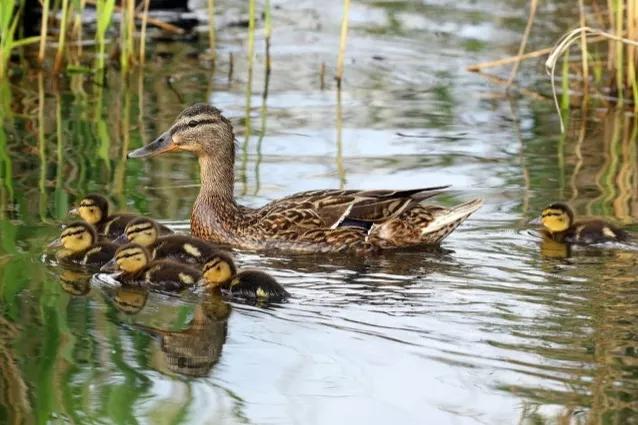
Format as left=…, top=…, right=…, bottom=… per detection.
left=129, top=103, right=483, bottom=253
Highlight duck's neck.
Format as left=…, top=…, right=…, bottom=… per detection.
left=192, top=147, right=243, bottom=241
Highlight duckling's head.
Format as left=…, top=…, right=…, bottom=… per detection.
left=541, top=202, right=574, bottom=234
left=128, top=103, right=234, bottom=159
left=201, top=252, right=237, bottom=289
left=112, top=243, right=150, bottom=274
left=71, top=194, right=109, bottom=225
left=51, top=221, right=97, bottom=253
left=125, top=217, right=159, bottom=247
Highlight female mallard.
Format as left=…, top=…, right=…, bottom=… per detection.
left=48, top=221, right=117, bottom=267
left=101, top=243, right=202, bottom=292
left=202, top=251, right=290, bottom=301
left=540, top=202, right=629, bottom=244
left=128, top=103, right=482, bottom=253
left=119, top=217, right=222, bottom=265
left=70, top=194, right=173, bottom=241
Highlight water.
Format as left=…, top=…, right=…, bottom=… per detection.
left=2, top=0, right=638, bottom=424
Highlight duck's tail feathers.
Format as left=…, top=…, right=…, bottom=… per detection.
left=422, top=198, right=483, bottom=243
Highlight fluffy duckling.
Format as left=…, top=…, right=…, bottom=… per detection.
left=101, top=243, right=201, bottom=292
left=120, top=217, right=221, bottom=265
left=70, top=194, right=173, bottom=240
left=540, top=202, right=629, bottom=244
left=201, top=252, right=290, bottom=301
left=48, top=221, right=117, bottom=267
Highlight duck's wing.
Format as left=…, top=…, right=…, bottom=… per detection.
left=260, top=186, right=450, bottom=229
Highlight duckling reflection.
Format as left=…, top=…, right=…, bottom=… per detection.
left=111, top=287, right=150, bottom=315
left=137, top=294, right=231, bottom=377
left=539, top=237, right=572, bottom=259
left=58, top=270, right=92, bottom=296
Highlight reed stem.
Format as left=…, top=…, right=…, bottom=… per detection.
left=335, top=0, right=351, bottom=88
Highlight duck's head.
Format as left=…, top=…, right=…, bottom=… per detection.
left=70, top=194, right=109, bottom=225
left=540, top=202, right=574, bottom=234
left=121, top=217, right=159, bottom=247
left=201, top=252, right=237, bottom=289
left=49, top=221, right=97, bottom=252
left=102, top=243, right=150, bottom=273
left=128, top=103, right=234, bottom=159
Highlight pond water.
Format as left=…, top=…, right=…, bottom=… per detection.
left=2, top=0, right=638, bottom=424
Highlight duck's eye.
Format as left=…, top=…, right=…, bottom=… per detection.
left=188, top=121, right=198, bottom=128
left=216, top=265, right=221, bottom=271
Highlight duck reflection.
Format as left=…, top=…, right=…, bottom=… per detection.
left=139, top=294, right=231, bottom=377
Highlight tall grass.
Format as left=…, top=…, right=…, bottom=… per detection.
left=469, top=1, right=638, bottom=126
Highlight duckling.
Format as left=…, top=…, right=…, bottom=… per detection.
left=540, top=202, right=629, bottom=244
left=48, top=221, right=117, bottom=267
left=101, top=243, right=201, bottom=292
left=70, top=194, right=173, bottom=241
left=120, top=217, right=221, bottom=266
left=201, top=252, right=290, bottom=301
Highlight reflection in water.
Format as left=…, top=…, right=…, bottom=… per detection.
left=143, top=295, right=230, bottom=377
left=57, top=269, right=92, bottom=296
left=1, top=0, right=638, bottom=423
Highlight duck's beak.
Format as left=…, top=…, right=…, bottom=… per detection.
left=100, top=258, right=119, bottom=272
left=529, top=217, right=541, bottom=225
left=128, top=131, right=176, bottom=159
left=47, top=238, right=63, bottom=249
left=69, top=207, right=79, bottom=216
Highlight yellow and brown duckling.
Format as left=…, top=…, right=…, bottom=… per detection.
left=202, top=252, right=290, bottom=302
left=71, top=194, right=173, bottom=241
left=101, top=243, right=201, bottom=292
left=540, top=202, right=629, bottom=244
left=120, top=217, right=222, bottom=266
left=128, top=103, right=483, bottom=254
left=48, top=221, right=118, bottom=267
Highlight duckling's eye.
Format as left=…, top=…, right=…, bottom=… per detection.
left=216, top=265, right=221, bottom=271
left=188, top=120, right=198, bottom=128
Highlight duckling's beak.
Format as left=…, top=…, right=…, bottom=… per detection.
left=100, top=258, right=119, bottom=273
left=529, top=217, right=541, bottom=225
left=69, top=207, right=79, bottom=216
left=47, top=238, right=63, bottom=249
left=128, top=131, right=176, bottom=159
left=113, top=233, right=129, bottom=245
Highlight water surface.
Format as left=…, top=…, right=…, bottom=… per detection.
left=1, top=1, right=638, bottom=424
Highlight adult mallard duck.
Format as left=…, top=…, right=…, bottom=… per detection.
left=48, top=221, right=117, bottom=267
left=128, top=103, right=483, bottom=253
left=202, top=251, right=290, bottom=301
left=118, top=217, right=222, bottom=266
left=70, top=194, right=173, bottom=241
left=540, top=202, right=629, bottom=244
left=101, top=243, right=202, bottom=292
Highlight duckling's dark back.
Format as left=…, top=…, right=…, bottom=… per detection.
left=566, top=220, right=629, bottom=244
left=120, top=260, right=202, bottom=292
left=60, top=241, right=118, bottom=267
left=230, top=270, right=290, bottom=301
left=151, top=235, right=221, bottom=265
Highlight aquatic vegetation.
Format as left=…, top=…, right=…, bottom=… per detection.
left=470, top=0, right=638, bottom=122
